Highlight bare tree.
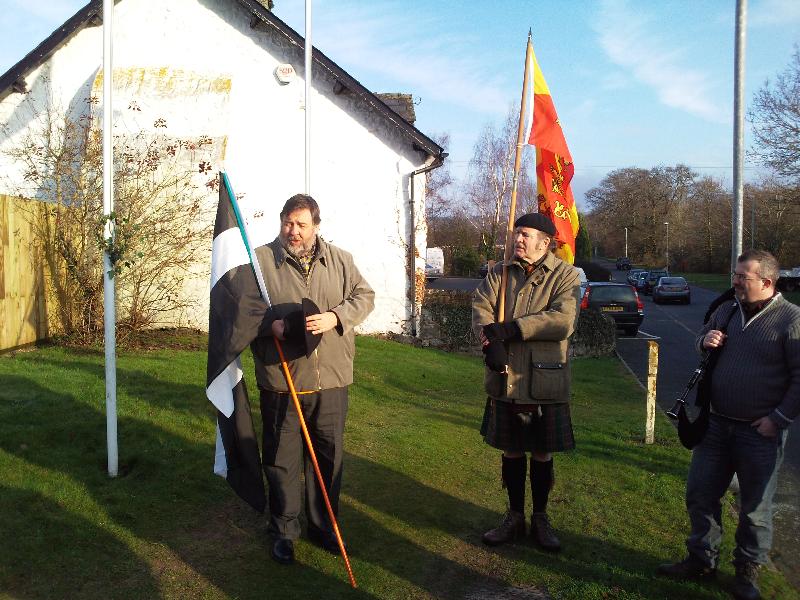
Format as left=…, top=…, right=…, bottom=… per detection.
left=461, top=107, right=534, bottom=259
left=2, top=100, right=216, bottom=343
left=425, top=132, right=454, bottom=247
left=748, top=46, right=800, bottom=182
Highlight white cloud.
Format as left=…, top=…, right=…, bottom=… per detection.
left=594, top=0, right=728, bottom=124
left=276, top=0, right=508, bottom=115
left=750, top=0, right=800, bottom=26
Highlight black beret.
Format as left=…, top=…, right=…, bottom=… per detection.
left=514, top=213, right=556, bottom=236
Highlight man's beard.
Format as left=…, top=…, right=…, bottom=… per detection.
left=284, top=236, right=316, bottom=259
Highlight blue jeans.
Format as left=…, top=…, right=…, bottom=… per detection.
left=686, top=413, right=787, bottom=567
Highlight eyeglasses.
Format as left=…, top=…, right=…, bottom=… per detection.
left=731, top=272, right=763, bottom=282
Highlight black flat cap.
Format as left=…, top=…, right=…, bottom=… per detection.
left=514, top=213, right=557, bottom=236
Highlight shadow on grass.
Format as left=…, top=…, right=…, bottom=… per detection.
left=342, top=452, right=511, bottom=597
left=0, top=483, right=160, bottom=599
left=0, top=372, right=370, bottom=599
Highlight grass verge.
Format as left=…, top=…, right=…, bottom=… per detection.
left=0, top=335, right=796, bottom=599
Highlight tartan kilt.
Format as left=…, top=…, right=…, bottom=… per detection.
left=480, top=397, right=575, bottom=453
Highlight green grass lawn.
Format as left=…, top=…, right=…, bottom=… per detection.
left=0, top=335, right=796, bottom=599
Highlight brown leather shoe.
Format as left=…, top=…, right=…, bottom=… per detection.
left=732, top=561, right=760, bottom=600
left=530, top=512, right=561, bottom=552
left=482, top=510, right=525, bottom=546
left=656, top=555, right=716, bottom=580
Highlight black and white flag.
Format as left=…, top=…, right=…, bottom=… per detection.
left=206, top=173, right=268, bottom=513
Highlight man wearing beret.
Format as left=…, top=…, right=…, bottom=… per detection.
left=472, top=212, right=581, bottom=551
left=250, top=194, right=374, bottom=565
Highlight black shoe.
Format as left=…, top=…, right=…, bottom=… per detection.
left=530, top=512, right=561, bottom=552
left=308, top=527, right=344, bottom=555
left=732, top=561, right=761, bottom=600
left=482, top=510, right=526, bottom=546
left=271, top=538, right=294, bottom=565
left=656, top=555, right=716, bottom=580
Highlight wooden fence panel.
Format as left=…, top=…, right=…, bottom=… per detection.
left=0, top=195, right=48, bottom=351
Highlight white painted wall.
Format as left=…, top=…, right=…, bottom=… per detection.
left=0, top=0, right=432, bottom=334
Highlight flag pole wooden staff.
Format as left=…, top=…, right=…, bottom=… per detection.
left=273, top=337, right=357, bottom=588
left=498, top=31, right=534, bottom=322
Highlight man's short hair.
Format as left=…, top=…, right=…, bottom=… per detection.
left=738, top=249, right=779, bottom=283
left=281, top=194, right=321, bottom=225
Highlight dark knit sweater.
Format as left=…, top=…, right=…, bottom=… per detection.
left=697, top=294, right=800, bottom=428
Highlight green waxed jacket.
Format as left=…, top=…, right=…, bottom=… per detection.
left=251, top=236, right=374, bottom=393
left=472, top=251, right=581, bottom=404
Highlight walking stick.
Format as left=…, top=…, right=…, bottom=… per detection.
left=273, top=337, right=357, bottom=588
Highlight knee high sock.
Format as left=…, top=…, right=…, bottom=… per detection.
left=530, top=458, right=554, bottom=513
left=502, top=455, right=527, bottom=514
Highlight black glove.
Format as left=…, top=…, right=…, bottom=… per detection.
left=482, top=339, right=508, bottom=372
left=282, top=310, right=306, bottom=342
left=483, top=321, right=521, bottom=342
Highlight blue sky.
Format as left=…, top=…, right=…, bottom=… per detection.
left=1, top=0, right=798, bottom=209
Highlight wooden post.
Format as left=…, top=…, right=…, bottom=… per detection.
left=645, top=340, right=658, bottom=444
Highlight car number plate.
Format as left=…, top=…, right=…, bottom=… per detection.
left=601, top=306, right=623, bottom=312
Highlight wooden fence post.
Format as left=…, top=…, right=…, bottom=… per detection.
left=645, top=340, right=658, bottom=444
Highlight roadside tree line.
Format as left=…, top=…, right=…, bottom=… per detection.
left=426, top=45, right=800, bottom=275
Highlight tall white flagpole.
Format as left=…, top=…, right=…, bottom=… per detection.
left=102, top=0, right=118, bottom=478
left=304, top=0, right=311, bottom=194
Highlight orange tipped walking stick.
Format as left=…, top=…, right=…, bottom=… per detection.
left=274, top=337, right=357, bottom=588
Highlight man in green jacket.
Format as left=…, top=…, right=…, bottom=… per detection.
left=473, top=213, right=581, bottom=552
left=251, top=194, right=374, bottom=565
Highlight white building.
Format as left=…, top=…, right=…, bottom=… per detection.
left=0, top=0, right=444, bottom=336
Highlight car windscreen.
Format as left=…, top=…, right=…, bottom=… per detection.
left=660, top=277, right=686, bottom=285
left=590, top=286, right=636, bottom=303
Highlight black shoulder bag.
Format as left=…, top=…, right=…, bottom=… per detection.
left=670, top=292, right=737, bottom=449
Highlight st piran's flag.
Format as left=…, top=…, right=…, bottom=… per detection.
left=206, top=173, right=268, bottom=512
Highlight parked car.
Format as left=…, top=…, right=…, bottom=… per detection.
left=580, top=282, right=644, bottom=336
left=652, top=276, right=691, bottom=304
left=615, top=257, right=631, bottom=270
left=627, top=268, right=645, bottom=286
left=635, top=271, right=649, bottom=293
left=643, top=269, right=669, bottom=295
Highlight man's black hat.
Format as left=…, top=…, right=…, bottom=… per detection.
left=514, top=213, right=557, bottom=236
left=282, top=297, right=323, bottom=358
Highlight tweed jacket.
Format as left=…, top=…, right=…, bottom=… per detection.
left=472, top=252, right=581, bottom=404
left=250, top=237, right=374, bottom=393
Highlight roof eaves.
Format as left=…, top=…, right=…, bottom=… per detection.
left=235, top=0, right=444, bottom=161
left=0, top=0, right=102, bottom=102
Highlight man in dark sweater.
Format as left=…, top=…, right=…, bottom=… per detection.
left=658, top=250, right=800, bottom=600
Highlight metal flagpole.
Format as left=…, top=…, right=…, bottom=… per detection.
left=102, top=0, right=118, bottom=477
left=731, top=0, right=747, bottom=271
left=304, top=0, right=312, bottom=194
left=222, top=173, right=356, bottom=588
left=498, top=31, right=533, bottom=322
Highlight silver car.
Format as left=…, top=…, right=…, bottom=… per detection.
left=652, top=276, right=691, bottom=304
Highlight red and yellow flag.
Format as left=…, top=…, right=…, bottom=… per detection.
left=524, top=41, right=579, bottom=264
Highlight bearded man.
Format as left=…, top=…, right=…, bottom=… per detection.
left=472, top=213, right=581, bottom=552
left=250, top=194, right=374, bottom=565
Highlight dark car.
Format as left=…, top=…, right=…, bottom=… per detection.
left=635, top=271, right=649, bottom=293
left=580, top=282, right=644, bottom=336
left=643, top=269, right=669, bottom=295
left=627, top=268, right=645, bottom=286
left=615, top=257, right=631, bottom=270
left=653, top=276, right=691, bottom=304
